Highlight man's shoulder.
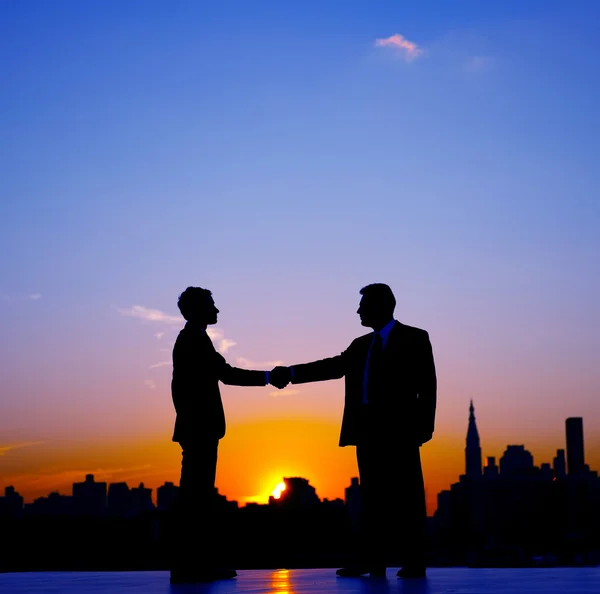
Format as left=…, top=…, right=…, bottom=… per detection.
left=396, top=322, right=430, bottom=339
left=174, top=326, right=190, bottom=345
left=174, top=324, right=211, bottom=350
left=349, top=332, right=374, bottom=348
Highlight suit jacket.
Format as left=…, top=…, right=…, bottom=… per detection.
left=171, top=321, right=266, bottom=443
left=291, top=321, right=437, bottom=447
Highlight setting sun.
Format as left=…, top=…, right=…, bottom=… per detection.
left=271, top=481, right=286, bottom=499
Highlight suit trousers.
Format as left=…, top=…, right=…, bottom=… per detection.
left=172, top=439, right=219, bottom=568
left=356, top=430, right=427, bottom=568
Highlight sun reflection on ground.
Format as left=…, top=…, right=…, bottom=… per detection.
left=270, top=569, right=294, bottom=594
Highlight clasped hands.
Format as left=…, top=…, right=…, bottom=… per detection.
left=269, top=366, right=291, bottom=390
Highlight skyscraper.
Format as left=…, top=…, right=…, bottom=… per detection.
left=465, top=400, right=482, bottom=477
left=566, top=417, right=585, bottom=475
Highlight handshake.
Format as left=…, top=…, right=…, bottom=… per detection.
left=269, top=366, right=292, bottom=390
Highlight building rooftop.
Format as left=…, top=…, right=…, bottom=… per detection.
left=1, top=567, right=599, bottom=594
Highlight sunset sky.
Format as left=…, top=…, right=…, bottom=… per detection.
left=1, top=1, right=599, bottom=514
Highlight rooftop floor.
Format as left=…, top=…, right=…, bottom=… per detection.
left=1, top=567, right=598, bottom=594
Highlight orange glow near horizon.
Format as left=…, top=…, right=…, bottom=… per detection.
left=2, top=409, right=600, bottom=515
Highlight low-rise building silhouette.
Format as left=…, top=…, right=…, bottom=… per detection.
left=157, top=481, right=179, bottom=511
left=131, top=483, right=154, bottom=514
left=0, top=486, right=24, bottom=517
left=269, top=477, right=319, bottom=508
left=108, top=482, right=132, bottom=517
left=72, top=474, right=107, bottom=516
left=26, top=492, right=72, bottom=515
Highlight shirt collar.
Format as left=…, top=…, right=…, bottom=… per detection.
left=375, top=318, right=396, bottom=349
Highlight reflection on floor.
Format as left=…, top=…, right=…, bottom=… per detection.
left=0, top=567, right=599, bottom=594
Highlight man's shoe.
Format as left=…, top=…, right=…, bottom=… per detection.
left=336, top=566, right=385, bottom=577
left=169, top=568, right=215, bottom=584
left=397, top=566, right=426, bottom=579
left=212, top=568, right=237, bottom=580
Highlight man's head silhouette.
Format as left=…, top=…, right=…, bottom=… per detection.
left=177, top=287, right=219, bottom=326
left=357, top=283, right=396, bottom=331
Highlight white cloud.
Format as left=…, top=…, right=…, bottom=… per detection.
left=144, top=379, right=156, bottom=390
left=236, top=357, right=284, bottom=370
left=375, top=33, right=423, bottom=62
left=217, top=338, right=237, bottom=354
left=154, top=332, right=165, bottom=340
left=149, top=360, right=171, bottom=369
left=207, top=328, right=238, bottom=354
left=27, top=293, right=42, bottom=300
left=118, top=305, right=183, bottom=325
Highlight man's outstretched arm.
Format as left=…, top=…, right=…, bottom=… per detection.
left=217, top=353, right=270, bottom=387
left=272, top=352, right=347, bottom=386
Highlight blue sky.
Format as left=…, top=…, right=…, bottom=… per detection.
left=1, top=0, right=599, bottom=502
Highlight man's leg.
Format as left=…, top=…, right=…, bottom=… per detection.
left=395, top=444, right=427, bottom=575
left=357, top=441, right=388, bottom=569
left=172, top=440, right=219, bottom=572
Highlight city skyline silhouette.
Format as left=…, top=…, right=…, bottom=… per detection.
left=2, top=409, right=594, bottom=513
left=2, top=409, right=599, bottom=572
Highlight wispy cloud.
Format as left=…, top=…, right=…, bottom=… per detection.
left=119, top=304, right=256, bottom=371
left=0, top=441, right=45, bottom=456
left=27, top=293, right=42, bottom=300
left=149, top=360, right=171, bottom=369
left=0, top=291, right=10, bottom=302
left=236, top=357, right=284, bottom=370
left=118, top=305, right=183, bottom=325
left=144, top=379, right=157, bottom=390
left=374, top=33, right=423, bottom=62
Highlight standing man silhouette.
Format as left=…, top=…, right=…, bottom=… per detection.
left=271, top=283, right=437, bottom=578
left=170, top=287, right=284, bottom=584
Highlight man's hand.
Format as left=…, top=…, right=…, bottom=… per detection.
left=270, top=366, right=291, bottom=389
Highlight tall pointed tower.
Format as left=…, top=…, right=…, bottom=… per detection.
left=465, top=400, right=482, bottom=477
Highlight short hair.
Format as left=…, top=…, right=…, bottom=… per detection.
left=177, top=286, right=212, bottom=321
left=359, top=283, right=396, bottom=314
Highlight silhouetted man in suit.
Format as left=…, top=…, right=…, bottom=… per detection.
left=170, top=287, right=284, bottom=584
left=271, top=283, right=436, bottom=578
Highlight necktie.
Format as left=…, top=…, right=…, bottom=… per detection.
left=366, top=333, right=383, bottom=403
